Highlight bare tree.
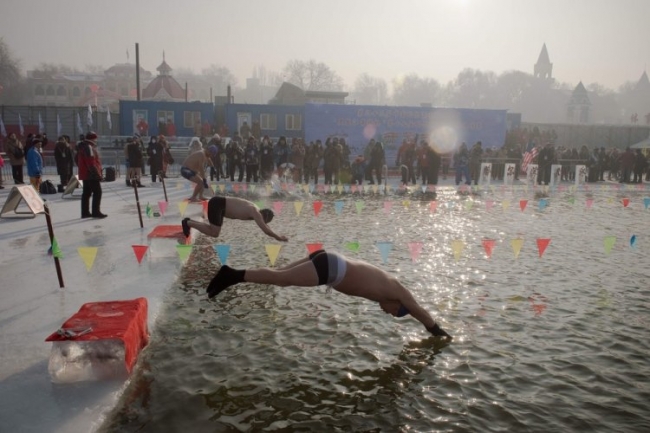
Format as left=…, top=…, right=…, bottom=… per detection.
left=202, top=64, right=238, bottom=90
left=444, top=68, right=497, bottom=108
left=353, top=73, right=388, bottom=105
left=0, top=37, right=25, bottom=103
left=282, top=59, right=344, bottom=91
left=392, top=74, right=440, bottom=106
left=84, top=64, right=106, bottom=75
left=30, top=62, right=82, bottom=79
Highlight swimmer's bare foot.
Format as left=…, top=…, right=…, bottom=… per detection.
left=207, top=265, right=245, bottom=298
left=427, top=323, right=452, bottom=339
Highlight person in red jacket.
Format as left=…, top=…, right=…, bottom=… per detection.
left=77, top=132, right=107, bottom=218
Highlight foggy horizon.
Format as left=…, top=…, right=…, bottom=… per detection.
left=1, top=0, right=649, bottom=92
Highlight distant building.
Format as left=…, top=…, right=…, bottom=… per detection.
left=141, top=55, right=186, bottom=101
left=567, top=81, right=591, bottom=123
left=268, top=82, right=348, bottom=105
left=534, top=43, right=553, bottom=81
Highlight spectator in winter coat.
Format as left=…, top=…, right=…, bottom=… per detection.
left=77, top=132, right=106, bottom=218
left=259, top=136, right=275, bottom=181
left=147, top=136, right=165, bottom=183
left=453, top=142, right=471, bottom=185
left=26, top=136, right=44, bottom=192
left=54, top=136, right=74, bottom=188
left=4, top=133, right=25, bottom=184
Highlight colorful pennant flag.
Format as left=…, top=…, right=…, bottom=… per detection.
left=51, top=237, right=63, bottom=259
left=408, top=242, right=423, bottom=262
left=265, top=244, right=282, bottom=266
left=510, top=238, right=524, bottom=259
left=178, top=201, right=188, bottom=217
left=78, top=247, right=98, bottom=271
left=536, top=238, right=551, bottom=257
left=482, top=239, right=496, bottom=259
left=603, top=236, right=616, bottom=254
left=213, top=244, right=231, bottom=264
left=383, top=201, right=393, bottom=214
left=622, top=198, right=630, bottom=208
left=145, top=203, right=153, bottom=218
left=306, top=243, right=323, bottom=254
left=294, top=201, right=304, bottom=216
left=334, top=200, right=344, bottom=215
left=429, top=201, right=438, bottom=213
left=630, top=235, right=637, bottom=248
left=132, top=245, right=148, bottom=264
left=451, top=240, right=464, bottom=261
left=345, top=241, right=360, bottom=253
left=519, top=200, right=528, bottom=212
left=176, top=245, right=192, bottom=262
left=87, top=104, right=93, bottom=127
left=313, top=201, right=323, bottom=217
left=376, top=241, right=393, bottom=264
left=355, top=201, right=364, bottom=214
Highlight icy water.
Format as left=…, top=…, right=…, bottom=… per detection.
left=100, top=185, right=650, bottom=432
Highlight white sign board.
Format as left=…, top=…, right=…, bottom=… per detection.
left=504, top=163, right=516, bottom=185
left=0, top=185, right=45, bottom=218
left=526, top=164, right=538, bottom=186
left=480, top=163, right=492, bottom=186
left=550, top=164, right=563, bottom=187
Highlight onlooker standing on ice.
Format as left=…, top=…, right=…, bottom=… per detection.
left=290, top=138, right=305, bottom=183
left=469, top=141, right=483, bottom=185
left=54, top=136, right=74, bottom=189
left=77, top=132, right=106, bottom=218
left=147, top=135, right=165, bottom=183
left=127, top=137, right=145, bottom=187
left=26, top=136, right=43, bottom=192
left=4, top=132, right=25, bottom=184
left=259, top=135, right=275, bottom=181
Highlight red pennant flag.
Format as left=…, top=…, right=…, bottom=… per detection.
left=622, top=198, right=630, bottom=208
left=306, top=243, right=323, bottom=254
left=429, top=201, right=438, bottom=213
left=519, top=200, right=528, bottom=211
left=536, top=238, right=551, bottom=257
left=482, top=239, right=496, bottom=259
left=202, top=200, right=208, bottom=218
left=132, top=245, right=148, bottom=264
left=313, top=201, right=323, bottom=216
left=233, top=183, right=240, bottom=193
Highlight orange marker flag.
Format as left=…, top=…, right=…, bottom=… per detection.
left=536, top=238, right=551, bottom=258
left=132, top=245, right=148, bottom=264
left=519, top=200, right=528, bottom=212
left=312, top=200, right=323, bottom=217
left=482, top=239, right=496, bottom=259
left=622, top=198, right=630, bottom=208
left=306, top=243, right=323, bottom=254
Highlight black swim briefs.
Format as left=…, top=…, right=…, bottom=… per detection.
left=207, top=196, right=226, bottom=226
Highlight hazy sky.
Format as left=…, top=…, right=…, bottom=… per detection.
left=2, top=0, right=649, bottom=91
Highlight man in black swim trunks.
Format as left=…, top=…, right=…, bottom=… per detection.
left=206, top=249, right=451, bottom=339
left=182, top=196, right=288, bottom=241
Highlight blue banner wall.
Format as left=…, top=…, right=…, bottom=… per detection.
left=305, top=104, right=507, bottom=166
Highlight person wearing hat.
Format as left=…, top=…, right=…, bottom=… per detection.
left=26, top=136, right=44, bottom=192
left=54, top=136, right=74, bottom=190
left=126, top=136, right=145, bottom=187
left=77, top=132, right=107, bottom=218
left=179, top=145, right=217, bottom=202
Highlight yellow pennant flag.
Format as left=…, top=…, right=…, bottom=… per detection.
left=250, top=184, right=256, bottom=193
left=211, top=184, right=217, bottom=193
left=372, top=185, right=378, bottom=194
left=337, top=184, right=343, bottom=193
left=502, top=200, right=511, bottom=211
left=464, top=201, right=474, bottom=211
left=294, top=201, right=304, bottom=216
left=176, top=245, right=192, bottom=262
left=78, top=247, right=98, bottom=271
left=510, top=238, right=524, bottom=259
left=303, top=185, right=310, bottom=193
left=402, top=200, right=411, bottom=208
left=451, top=240, right=464, bottom=261
left=603, top=236, right=616, bottom=254
left=178, top=201, right=189, bottom=217
left=265, top=184, right=272, bottom=194
left=265, top=244, right=282, bottom=266
left=385, top=184, right=392, bottom=193
left=219, top=184, right=225, bottom=193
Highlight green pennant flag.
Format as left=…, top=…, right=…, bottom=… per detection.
left=145, top=202, right=153, bottom=218
left=176, top=245, right=193, bottom=262
left=51, top=237, right=63, bottom=259
left=345, top=241, right=360, bottom=252
left=603, top=236, right=616, bottom=254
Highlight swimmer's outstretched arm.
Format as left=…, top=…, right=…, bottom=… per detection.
left=397, top=284, right=452, bottom=339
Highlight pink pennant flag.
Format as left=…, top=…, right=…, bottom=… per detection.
left=306, top=243, right=323, bottom=254
left=622, top=198, right=630, bottom=208
left=132, top=245, right=148, bottom=264
left=519, top=200, right=528, bottom=211
left=351, top=185, right=358, bottom=193
left=313, top=201, right=323, bottom=217
left=482, top=239, right=496, bottom=259
left=429, top=201, right=438, bottom=213
left=485, top=200, right=494, bottom=211
left=383, top=201, right=393, bottom=214
left=158, top=201, right=168, bottom=216
left=317, top=184, right=325, bottom=192
left=233, top=183, right=240, bottom=193
left=586, top=199, right=594, bottom=209
left=272, top=201, right=284, bottom=215
left=408, top=242, right=423, bottom=262
left=536, top=238, right=551, bottom=257
left=242, top=183, right=248, bottom=192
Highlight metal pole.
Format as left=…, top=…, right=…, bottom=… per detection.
left=44, top=204, right=65, bottom=288
left=132, top=179, right=144, bottom=228
left=160, top=170, right=168, bottom=202
left=135, top=43, right=141, bottom=101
